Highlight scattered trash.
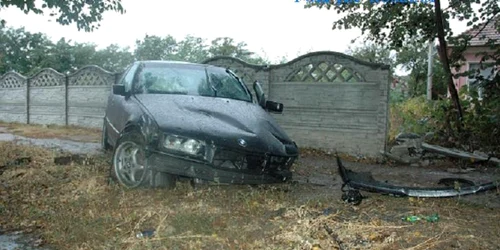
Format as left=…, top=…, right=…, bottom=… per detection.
left=54, top=154, right=94, bottom=166
left=322, top=207, right=334, bottom=215
left=402, top=215, right=421, bottom=223
left=0, top=156, right=31, bottom=168
left=384, top=133, right=500, bottom=167
left=402, top=213, right=439, bottom=223
left=341, top=189, right=363, bottom=205
left=0, top=156, right=32, bottom=175
left=136, top=230, right=155, bottom=238
left=426, top=213, right=440, bottom=222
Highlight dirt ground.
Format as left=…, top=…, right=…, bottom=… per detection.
left=0, top=123, right=499, bottom=250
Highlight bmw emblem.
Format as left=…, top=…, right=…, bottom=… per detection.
left=237, top=138, right=247, bottom=147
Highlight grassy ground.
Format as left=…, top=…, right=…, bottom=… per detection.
left=1, top=123, right=500, bottom=249
left=1, top=141, right=499, bottom=250
left=0, top=121, right=101, bottom=143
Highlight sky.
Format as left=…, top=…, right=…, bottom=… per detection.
left=1, top=0, right=470, bottom=65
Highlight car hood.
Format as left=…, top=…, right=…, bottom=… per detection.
left=135, top=94, right=297, bottom=156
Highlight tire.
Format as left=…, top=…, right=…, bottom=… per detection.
left=101, top=119, right=112, bottom=152
left=110, top=130, right=177, bottom=189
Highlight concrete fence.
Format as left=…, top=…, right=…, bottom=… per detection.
left=0, top=51, right=390, bottom=156
left=0, top=66, right=120, bottom=128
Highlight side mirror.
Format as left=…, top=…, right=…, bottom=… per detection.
left=113, top=84, right=128, bottom=96
left=266, top=101, right=284, bottom=113
left=253, top=81, right=266, bottom=107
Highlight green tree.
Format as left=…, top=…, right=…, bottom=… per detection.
left=0, top=27, right=53, bottom=75
left=93, top=44, right=134, bottom=72
left=176, top=35, right=209, bottom=63
left=208, top=37, right=269, bottom=64
left=346, top=43, right=396, bottom=67
left=134, top=35, right=269, bottom=64
left=134, top=35, right=179, bottom=61
left=305, top=0, right=499, bottom=131
left=396, top=40, right=447, bottom=99
left=0, top=0, right=125, bottom=32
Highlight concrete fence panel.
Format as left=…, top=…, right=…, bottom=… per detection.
left=0, top=72, right=27, bottom=123
left=67, top=66, right=115, bottom=128
left=28, top=68, right=66, bottom=125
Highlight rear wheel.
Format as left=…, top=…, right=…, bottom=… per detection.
left=110, top=131, right=177, bottom=189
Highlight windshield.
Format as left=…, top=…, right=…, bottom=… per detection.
left=133, top=63, right=252, bottom=102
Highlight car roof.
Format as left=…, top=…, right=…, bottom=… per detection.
left=138, top=60, right=221, bottom=69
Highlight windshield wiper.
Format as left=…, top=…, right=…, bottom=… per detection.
left=205, top=67, right=217, bottom=97
left=148, top=90, right=187, bottom=95
left=226, top=69, right=242, bottom=83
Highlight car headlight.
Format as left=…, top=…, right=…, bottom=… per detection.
left=162, top=134, right=206, bottom=157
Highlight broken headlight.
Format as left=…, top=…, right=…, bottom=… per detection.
left=161, top=134, right=206, bottom=157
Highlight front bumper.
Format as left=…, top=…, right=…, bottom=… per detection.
left=146, top=149, right=296, bottom=185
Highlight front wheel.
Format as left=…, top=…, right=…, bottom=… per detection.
left=110, top=131, right=177, bottom=189
left=101, top=119, right=112, bottom=152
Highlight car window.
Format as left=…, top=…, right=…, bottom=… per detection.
left=134, top=64, right=252, bottom=102
left=120, top=63, right=139, bottom=92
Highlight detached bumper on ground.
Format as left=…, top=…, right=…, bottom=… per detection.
left=147, top=150, right=294, bottom=185
left=337, top=156, right=499, bottom=198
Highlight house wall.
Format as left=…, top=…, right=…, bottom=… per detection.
left=449, top=46, right=498, bottom=91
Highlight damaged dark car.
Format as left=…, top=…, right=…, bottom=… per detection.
left=102, top=61, right=299, bottom=188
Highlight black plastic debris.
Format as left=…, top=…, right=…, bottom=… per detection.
left=54, top=154, right=94, bottom=165
left=341, top=189, right=363, bottom=205
left=337, top=156, right=499, bottom=198
left=0, top=156, right=32, bottom=175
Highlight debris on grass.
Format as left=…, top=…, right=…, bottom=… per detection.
left=1, top=141, right=500, bottom=249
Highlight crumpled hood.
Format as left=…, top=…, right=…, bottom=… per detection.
left=134, top=94, right=297, bottom=155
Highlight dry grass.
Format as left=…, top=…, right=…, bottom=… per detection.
left=1, top=142, right=500, bottom=250
left=0, top=121, right=101, bottom=143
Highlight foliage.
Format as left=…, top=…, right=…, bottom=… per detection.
left=134, top=35, right=268, bottom=64
left=390, top=95, right=500, bottom=154
left=208, top=37, right=268, bottom=65
left=0, top=0, right=125, bottom=32
left=0, top=27, right=51, bottom=74
left=306, top=0, right=499, bottom=131
left=389, top=95, right=446, bottom=140
left=346, top=42, right=396, bottom=67
left=402, top=53, right=447, bottom=98
left=0, top=26, right=269, bottom=76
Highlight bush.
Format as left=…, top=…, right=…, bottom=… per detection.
left=389, top=95, right=500, bottom=155
left=389, top=95, right=448, bottom=141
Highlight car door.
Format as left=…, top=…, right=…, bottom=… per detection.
left=105, top=62, right=139, bottom=144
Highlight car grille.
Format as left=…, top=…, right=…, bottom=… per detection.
left=211, top=148, right=295, bottom=173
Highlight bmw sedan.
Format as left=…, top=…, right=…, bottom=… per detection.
left=102, top=61, right=299, bottom=189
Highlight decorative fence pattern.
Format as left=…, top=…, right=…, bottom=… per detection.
left=0, top=51, right=390, bottom=156
left=0, top=66, right=120, bottom=128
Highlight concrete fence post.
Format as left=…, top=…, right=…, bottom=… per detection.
left=64, top=74, right=69, bottom=125
left=26, top=78, right=30, bottom=124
